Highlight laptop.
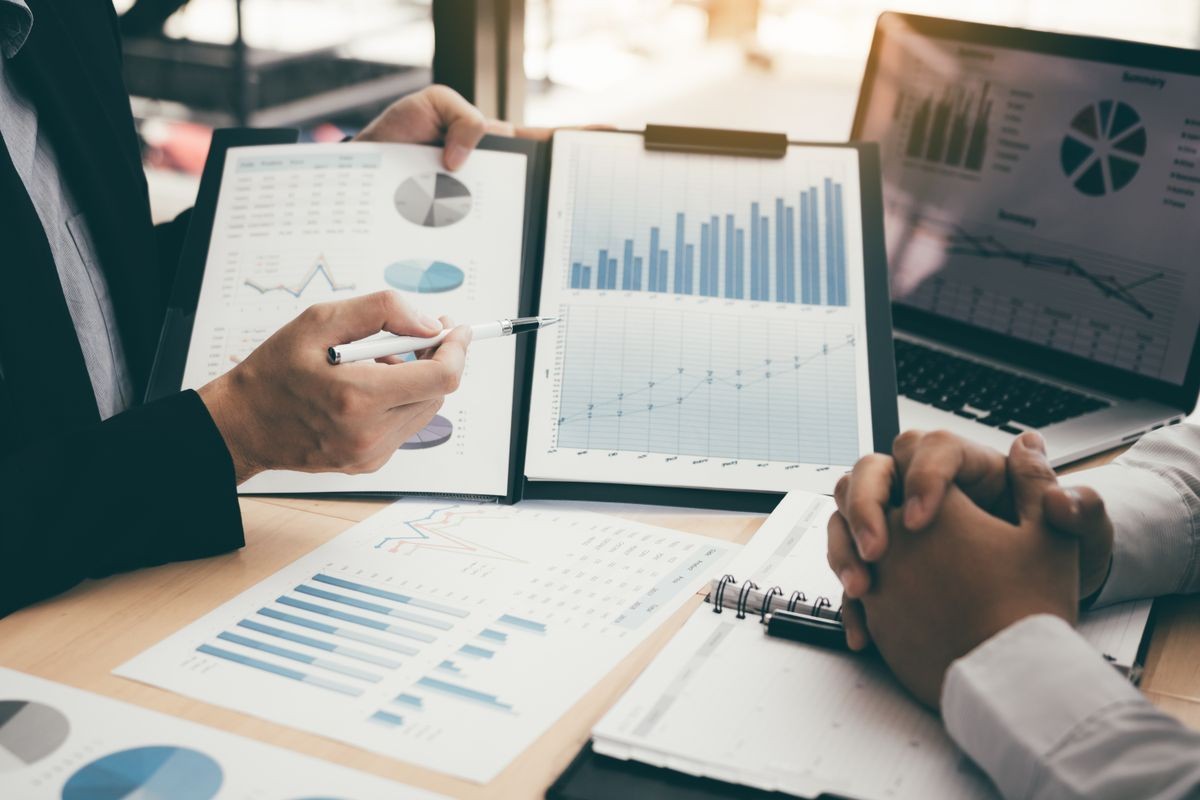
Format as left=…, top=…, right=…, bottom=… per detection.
left=851, top=13, right=1200, bottom=465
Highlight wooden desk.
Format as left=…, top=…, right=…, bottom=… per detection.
left=1, top=452, right=1197, bottom=798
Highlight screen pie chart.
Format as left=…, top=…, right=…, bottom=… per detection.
left=384, top=260, right=465, bottom=293
left=394, top=172, right=473, bottom=227
left=62, top=745, right=223, bottom=800
left=0, top=700, right=69, bottom=772
left=1060, top=100, right=1146, bottom=196
left=401, top=415, right=453, bottom=450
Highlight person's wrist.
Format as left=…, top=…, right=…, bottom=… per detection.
left=197, top=371, right=265, bottom=484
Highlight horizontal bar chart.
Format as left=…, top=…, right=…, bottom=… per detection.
left=276, top=596, right=437, bottom=644
left=257, top=607, right=420, bottom=656
left=311, top=574, right=470, bottom=618
left=216, top=631, right=382, bottom=683
left=237, top=619, right=402, bottom=669
left=197, top=644, right=362, bottom=696
left=294, top=585, right=453, bottom=631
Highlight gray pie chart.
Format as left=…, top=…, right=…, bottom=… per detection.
left=394, top=173, right=473, bottom=227
left=0, top=700, right=70, bottom=772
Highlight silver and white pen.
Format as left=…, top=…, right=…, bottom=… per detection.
left=328, top=315, right=561, bottom=364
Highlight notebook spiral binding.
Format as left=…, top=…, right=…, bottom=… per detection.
left=712, top=574, right=736, bottom=613
left=759, top=586, right=783, bottom=622
left=786, top=590, right=807, bottom=612
left=735, top=580, right=759, bottom=619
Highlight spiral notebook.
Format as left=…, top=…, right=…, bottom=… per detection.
left=588, top=491, right=1154, bottom=800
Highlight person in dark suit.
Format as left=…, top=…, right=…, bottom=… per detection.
left=0, top=0, right=495, bottom=617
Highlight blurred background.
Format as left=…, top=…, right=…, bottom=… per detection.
left=116, top=0, right=1200, bottom=221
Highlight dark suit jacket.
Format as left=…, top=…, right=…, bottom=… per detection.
left=0, top=0, right=243, bottom=617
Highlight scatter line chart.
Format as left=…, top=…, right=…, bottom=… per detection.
left=554, top=305, right=861, bottom=466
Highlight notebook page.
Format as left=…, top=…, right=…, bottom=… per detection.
left=593, top=608, right=995, bottom=799
left=1077, top=599, right=1154, bottom=675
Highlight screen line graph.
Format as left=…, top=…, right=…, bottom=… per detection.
left=243, top=254, right=357, bottom=298
left=945, top=227, right=1164, bottom=319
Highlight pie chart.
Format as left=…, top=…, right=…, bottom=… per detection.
left=0, top=700, right=69, bottom=772
left=401, top=415, right=453, bottom=450
left=384, top=260, right=465, bottom=293
left=62, top=745, right=224, bottom=800
left=1060, top=100, right=1146, bottom=196
left=394, top=172, right=473, bottom=227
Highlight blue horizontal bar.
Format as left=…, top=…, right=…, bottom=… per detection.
left=276, top=596, right=436, bottom=643
left=197, top=644, right=362, bottom=696
left=392, top=693, right=424, bottom=709
left=217, top=632, right=381, bottom=683
left=458, top=644, right=495, bottom=659
left=497, top=614, right=547, bottom=633
left=312, top=574, right=469, bottom=617
left=416, top=676, right=514, bottom=712
left=478, top=628, right=507, bottom=643
left=437, top=660, right=462, bottom=673
left=295, top=585, right=452, bottom=631
left=370, top=710, right=404, bottom=727
left=257, top=607, right=419, bottom=656
left=238, top=619, right=401, bottom=669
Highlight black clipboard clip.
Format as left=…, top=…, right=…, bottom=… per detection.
left=644, top=124, right=788, bottom=159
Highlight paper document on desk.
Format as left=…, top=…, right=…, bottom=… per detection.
left=183, top=142, right=528, bottom=497
left=0, top=667, right=447, bottom=799
left=592, top=490, right=1155, bottom=800
left=116, top=500, right=737, bottom=782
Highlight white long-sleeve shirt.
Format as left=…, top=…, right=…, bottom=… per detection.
left=941, top=423, right=1200, bottom=800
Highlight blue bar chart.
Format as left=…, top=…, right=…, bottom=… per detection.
left=567, top=179, right=848, bottom=306
left=118, top=501, right=736, bottom=783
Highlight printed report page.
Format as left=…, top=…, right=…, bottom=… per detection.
left=525, top=130, right=877, bottom=495
left=182, top=142, right=528, bottom=496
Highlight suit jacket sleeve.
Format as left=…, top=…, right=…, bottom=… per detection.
left=154, top=208, right=193, bottom=305
left=0, top=389, right=244, bottom=617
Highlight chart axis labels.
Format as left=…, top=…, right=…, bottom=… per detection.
left=394, top=172, right=473, bottom=227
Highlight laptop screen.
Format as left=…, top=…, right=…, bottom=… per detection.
left=853, top=13, right=1200, bottom=402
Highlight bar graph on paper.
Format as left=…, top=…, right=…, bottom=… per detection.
left=116, top=501, right=735, bottom=782
left=563, top=148, right=850, bottom=305
left=555, top=305, right=861, bottom=466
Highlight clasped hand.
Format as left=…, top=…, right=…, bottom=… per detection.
left=827, top=431, right=1116, bottom=708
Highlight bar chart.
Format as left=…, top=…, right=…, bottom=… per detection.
left=559, top=135, right=855, bottom=306
left=118, top=501, right=735, bottom=783
left=901, top=82, right=992, bottom=172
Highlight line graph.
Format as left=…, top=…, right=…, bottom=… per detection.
left=554, top=306, right=861, bottom=465
left=946, top=228, right=1164, bottom=319
left=373, top=506, right=527, bottom=563
left=888, top=207, right=1182, bottom=378
left=243, top=254, right=357, bottom=298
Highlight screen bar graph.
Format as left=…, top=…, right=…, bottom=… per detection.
left=568, top=178, right=847, bottom=306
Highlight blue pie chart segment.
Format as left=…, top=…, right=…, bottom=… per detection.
left=62, top=745, right=223, bottom=800
left=384, top=260, right=465, bottom=293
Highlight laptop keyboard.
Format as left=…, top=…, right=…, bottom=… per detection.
left=894, top=339, right=1111, bottom=433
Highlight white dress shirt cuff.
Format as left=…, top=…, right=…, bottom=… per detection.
left=1060, top=463, right=1198, bottom=606
left=942, top=614, right=1146, bottom=799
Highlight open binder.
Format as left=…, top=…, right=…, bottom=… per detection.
left=150, top=126, right=897, bottom=510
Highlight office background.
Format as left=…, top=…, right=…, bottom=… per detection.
left=123, top=0, right=1200, bottom=228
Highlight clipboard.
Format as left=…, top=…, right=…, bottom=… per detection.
left=151, top=125, right=897, bottom=510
